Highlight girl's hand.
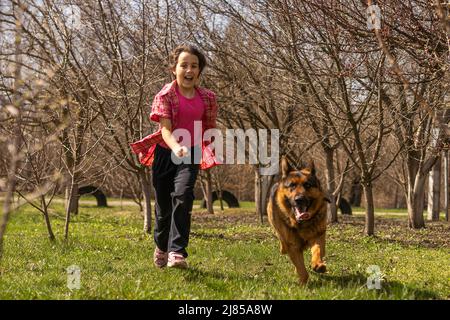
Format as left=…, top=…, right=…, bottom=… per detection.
left=174, top=145, right=189, bottom=158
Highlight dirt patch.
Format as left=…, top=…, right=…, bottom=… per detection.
left=192, top=210, right=273, bottom=241
left=192, top=211, right=450, bottom=249
left=193, top=210, right=266, bottom=227
left=334, top=215, right=450, bottom=249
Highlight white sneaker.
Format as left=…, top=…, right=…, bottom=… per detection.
left=167, top=251, right=188, bottom=269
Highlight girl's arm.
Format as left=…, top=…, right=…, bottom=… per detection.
left=160, top=118, right=188, bottom=157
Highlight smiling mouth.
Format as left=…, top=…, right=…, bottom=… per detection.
left=293, top=206, right=311, bottom=222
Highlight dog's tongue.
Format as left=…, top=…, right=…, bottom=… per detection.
left=294, top=207, right=310, bottom=221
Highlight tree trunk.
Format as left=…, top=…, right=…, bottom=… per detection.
left=444, top=151, right=449, bottom=222
left=0, top=168, right=18, bottom=260
left=0, top=145, right=21, bottom=258
left=362, top=182, right=375, bottom=236
left=261, top=174, right=273, bottom=217
left=65, top=182, right=79, bottom=216
left=120, top=188, right=124, bottom=210
left=202, top=170, right=214, bottom=214
left=324, top=148, right=338, bottom=223
left=139, top=169, right=152, bottom=234
left=0, top=6, right=23, bottom=260
left=254, top=167, right=273, bottom=223
left=41, top=195, right=55, bottom=242
left=64, top=166, right=79, bottom=215
left=64, top=178, right=75, bottom=240
left=215, top=173, right=224, bottom=212
left=427, top=157, right=441, bottom=221
left=254, top=167, right=263, bottom=223
left=394, top=185, right=400, bottom=208
left=350, top=178, right=362, bottom=207
left=407, top=175, right=426, bottom=229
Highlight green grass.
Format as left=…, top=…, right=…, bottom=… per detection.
left=0, top=202, right=448, bottom=300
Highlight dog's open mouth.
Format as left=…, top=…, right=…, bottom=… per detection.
left=294, top=206, right=311, bottom=222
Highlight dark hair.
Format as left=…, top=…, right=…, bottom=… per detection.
left=169, top=45, right=207, bottom=74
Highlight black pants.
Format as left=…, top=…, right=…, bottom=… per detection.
left=152, top=144, right=200, bottom=258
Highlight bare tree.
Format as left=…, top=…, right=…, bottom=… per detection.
left=363, top=0, right=449, bottom=228
left=0, top=0, right=24, bottom=259
left=179, top=3, right=299, bottom=221
left=72, top=0, right=179, bottom=233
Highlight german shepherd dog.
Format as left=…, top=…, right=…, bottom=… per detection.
left=267, top=156, right=329, bottom=285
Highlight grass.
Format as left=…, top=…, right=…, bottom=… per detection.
left=0, top=201, right=449, bottom=300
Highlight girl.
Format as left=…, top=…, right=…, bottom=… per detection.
left=130, top=45, right=219, bottom=269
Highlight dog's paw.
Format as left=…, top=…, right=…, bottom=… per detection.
left=280, top=243, right=287, bottom=254
left=312, top=263, right=327, bottom=273
left=298, top=276, right=309, bottom=286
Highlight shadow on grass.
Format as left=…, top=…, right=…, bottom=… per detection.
left=171, top=266, right=441, bottom=299
left=173, top=265, right=267, bottom=296
left=181, top=265, right=256, bottom=283
left=309, top=272, right=440, bottom=299
left=190, top=230, right=273, bottom=242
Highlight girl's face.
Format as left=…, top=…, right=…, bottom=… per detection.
left=172, top=52, right=200, bottom=93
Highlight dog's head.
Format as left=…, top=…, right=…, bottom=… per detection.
left=280, top=156, right=329, bottom=224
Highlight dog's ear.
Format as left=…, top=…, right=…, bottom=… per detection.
left=281, top=156, right=291, bottom=179
left=306, top=159, right=316, bottom=176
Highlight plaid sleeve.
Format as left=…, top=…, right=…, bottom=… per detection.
left=149, top=94, right=172, bottom=123
left=200, top=90, right=220, bottom=170
left=129, top=130, right=162, bottom=155
left=204, top=91, right=218, bottom=130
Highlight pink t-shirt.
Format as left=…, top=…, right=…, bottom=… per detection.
left=159, top=86, right=205, bottom=148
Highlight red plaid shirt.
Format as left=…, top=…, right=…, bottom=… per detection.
left=130, top=80, right=220, bottom=170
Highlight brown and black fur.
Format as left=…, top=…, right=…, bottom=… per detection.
left=267, top=156, right=329, bottom=285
